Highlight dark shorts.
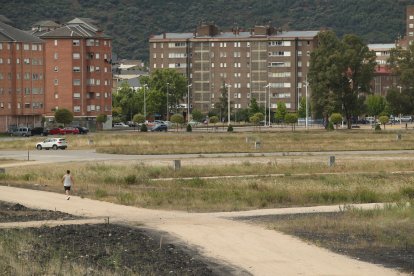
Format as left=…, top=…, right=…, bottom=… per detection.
left=64, top=186, right=71, bottom=191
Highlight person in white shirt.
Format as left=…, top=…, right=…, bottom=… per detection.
left=62, top=170, right=74, bottom=200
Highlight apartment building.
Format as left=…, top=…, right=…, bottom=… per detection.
left=149, top=24, right=318, bottom=113
left=368, top=44, right=398, bottom=96
left=0, top=21, right=45, bottom=132
left=31, top=18, right=113, bottom=129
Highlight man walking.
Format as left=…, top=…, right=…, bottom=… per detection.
left=62, top=170, right=74, bottom=200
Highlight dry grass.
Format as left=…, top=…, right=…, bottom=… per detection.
left=2, top=129, right=414, bottom=154
left=2, top=158, right=414, bottom=212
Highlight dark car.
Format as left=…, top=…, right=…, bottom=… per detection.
left=76, top=126, right=89, bottom=134
left=151, top=124, right=168, bottom=132
left=31, top=127, right=48, bottom=136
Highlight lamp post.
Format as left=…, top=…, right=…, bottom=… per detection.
left=304, top=77, right=309, bottom=130
left=225, top=84, right=231, bottom=126
left=264, top=84, right=270, bottom=127
left=166, top=82, right=169, bottom=121
left=397, top=85, right=402, bottom=124
left=187, top=84, right=192, bottom=123
left=143, top=84, right=147, bottom=120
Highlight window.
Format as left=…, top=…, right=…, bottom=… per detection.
left=73, top=40, right=80, bottom=46
left=54, top=66, right=58, bottom=72
left=24, top=88, right=30, bottom=95
left=32, top=102, right=43, bottom=109
left=268, top=62, right=291, bottom=67
left=269, top=72, right=291, bottom=78
left=95, top=53, right=100, bottom=59
left=73, top=53, right=80, bottom=59
left=73, top=93, right=81, bottom=98
left=0, top=73, right=3, bottom=80
left=0, top=43, right=2, bottom=50
left=32, top=88, right=43, bottom=94
left=24, top=58, right=30, bottom=64
left=234, top=52, right=241, bottom=57
left=95, top=40, right=100, bottom=46
left=0, top=58, right=2, bottom=64
left=268, top=41, right=291, bottom=46
left=168, top=42, right=186, bottom=48
left=168, top=53, right=187, bottom=58
left=23, top=44, right=29, bottom=50
left=96, top=79, right=101, bottom=85
left=73, top=79, right=81, bottom=86
left=269, top=51, right=291, bottom=57
left=24, top=73, right=30, bottom=80
left=54, top=53, right=58, bottom=59
left=31, top=44, right=38, bottom=51
left=87, top=66, right=94, bottom=72
left=54, top=40, right=58, bottom=46
left=16, top=44, right=19, bottom=50
left=54, top=79, right=59, bottom=85
left=74, top=106, right=81, bottom=112
left=410, top=15, right=414, bottom=20
left=234, top=42, right=241, bottom=47
left=54, top=93, right=59, bottom=99
left=96, top=66, right=100, bottom=72
left=32, top=73, right=40, bottom=80
left=73, top=67, right=81, bottom=72
left=86, top=39, right=95, bottom=46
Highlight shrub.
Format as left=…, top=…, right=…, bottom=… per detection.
left=124, top=174, right=137, bottom=185
left=95, top=188, right=108, bottom=198
left=327, top=121, right=334, bottom=131
left=375, top=124, right=381, bottom=131
left=227, top=125, right=234, bottom=132
left=186, top=124, right=192, bottom=132
left=140, top=124, right=148, bottom=132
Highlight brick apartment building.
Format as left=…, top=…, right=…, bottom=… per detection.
left=31, top=18, right=113, bottom=129
left=0, top=21, right=46, bottom=132
left=149, top=24, right=319, bottom=114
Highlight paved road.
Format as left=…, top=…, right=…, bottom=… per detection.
left=2, top=149, right=414, bottom=165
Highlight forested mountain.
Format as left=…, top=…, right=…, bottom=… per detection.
left=2, top=0, right=414, bottom=60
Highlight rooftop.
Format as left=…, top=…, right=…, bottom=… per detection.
left=0, top=21, right=43, bottom=43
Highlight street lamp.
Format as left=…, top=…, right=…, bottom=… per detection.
left=225, top=84, right=231, bottom=126
left=264, top=84, right=271, bottom=127
left=187, top=84, right=192, bottom=123
left=304, top=77, right=309, bottom=130
left=166, top=82, right=170, bottom=121
left=143, top=84, right=147, bottom=120
left=397, top=86, right=402, bottom=124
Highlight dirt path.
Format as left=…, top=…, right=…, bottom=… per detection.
left=0, top=186, right=406, bottom=276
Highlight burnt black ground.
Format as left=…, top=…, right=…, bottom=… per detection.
left=236, top=213, right=414, bottom=274
left=0, top=201, right=246, bottom=275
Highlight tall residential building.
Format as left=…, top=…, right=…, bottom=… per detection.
left=31, top=18, right=113, bottom=128
left=0, top=21, right=45, bottom=132
left=369, top=44, right=398, bottom=96
left=149, top=24, right=319, bottom=114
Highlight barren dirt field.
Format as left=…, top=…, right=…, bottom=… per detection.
left=0, top=201, right=239, bottom=275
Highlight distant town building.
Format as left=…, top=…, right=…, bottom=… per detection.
left=149, top=23, right=319, bottom=113
left=0, top=21, right=45, bottom=132
left=368, top=44, right=398, bottom=96
left=31, top=18, right=113, bottom=129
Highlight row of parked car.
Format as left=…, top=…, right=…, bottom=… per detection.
left=8, top=126, right=89, bottom=137
left=113, top=120, right=172, bottom=132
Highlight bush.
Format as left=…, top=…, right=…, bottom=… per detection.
left=327, top=122, right=334, bottom=131
left=375, top=124, right=381, bottom=131
left=140, top=124, right=148, bottom=132
left=227, top=125, right=234, bottom=132
left=186, top=124, right=192, bottom=132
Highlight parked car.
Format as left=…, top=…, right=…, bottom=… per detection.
left=62, top=127, right=80, bottom=134
left=151, top=124, right=168, bottom=132
left=75, top=126, right=89, bottom=134
left=9, top=127, right=32, bottom=137
left=113, top=122, right=129, bottom=128
left=400, top=115, right=412, bottom=122
left=188, top=120, right=200, bottom=126
left=49, top=128, right=64, bottom=135
left=163, top=121, right=173, bottom=128
left=36, top=138, right=67, bottom=150
left=31, top=127, right=48, bottom=136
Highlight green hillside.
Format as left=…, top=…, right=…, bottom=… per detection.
left=2, top=0, right=414, bottom=60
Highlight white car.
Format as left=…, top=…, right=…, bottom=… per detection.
left=36, top=138, right=68, bottom=150
left=113, top=122, right=129, bottom=128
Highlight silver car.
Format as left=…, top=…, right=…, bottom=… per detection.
left=36, top=138, right=68, bottom=150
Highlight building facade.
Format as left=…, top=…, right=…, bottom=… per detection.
left=31, top=18, right=113, bottom=129
left=149, top=24, right=319, bottom=114
left=368, top=44, right=398, bottom=96
left=0, top=21, right=45, bottom=132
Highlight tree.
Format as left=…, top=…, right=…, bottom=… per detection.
left=170, top=113, right=184, bottom=131
left=365, top=95, right=386, bottom=117
left=274, top=102, right=287, bottom=124
left=96, top=114, right=108, bottom=130
left=284, top=113, right=298, bottom=131
left=298, top=97, right=311, bottom=118
left=329, top=113, right=342, bottom=129
left=209, top=115, right=219, bottom=128
left=309, top=31, right=376, bottom=129
left=140, top=69, right=188, bottom=118
left=249, top=98, right=262, bottom=116
left=214, top=83, right=231, bottom=122
left=55, top=109, right=73, bottom=126
left=249, top=114, right=261, bottom=130
left=379, top=115, right=389, bottom=130
left=112, top=82, right=138, bottom=121
left=388, top=44, right=414, bottom=115
left=133, top=113, right=145, bottom=125
left=191, top=109, right=203, bottom=122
